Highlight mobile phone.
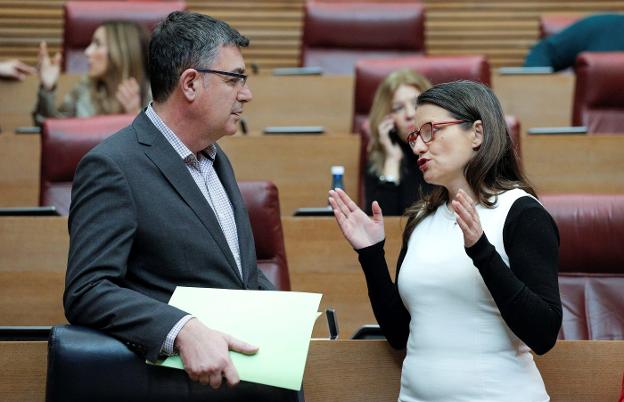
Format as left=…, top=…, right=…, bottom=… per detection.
left=388, top=126, right=400, bottom=145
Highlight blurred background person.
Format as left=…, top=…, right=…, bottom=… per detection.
left=364, top=69, right=434, bottom=216
left=33, top=20, right=150, bottom=125
left=524, top=13, right=624, bottom=71
left=330, top=80, right=561, bottom=401
left=0, top=59, right=36, bottom=80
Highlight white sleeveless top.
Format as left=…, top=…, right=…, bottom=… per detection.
left=397, top=189, right=549, bottom=402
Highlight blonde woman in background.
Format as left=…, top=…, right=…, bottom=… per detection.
left=364, top=69, right=434, bottom=215
left=34, top=21, right=150, bottom=125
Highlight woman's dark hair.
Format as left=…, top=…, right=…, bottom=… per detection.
left=403, top=80, right=535, bottom=246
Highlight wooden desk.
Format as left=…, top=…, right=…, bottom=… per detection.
left=0, top=133, right=360, bottom=214
left=219, top=134, right=360, bottom=215
left=3, top=340, right=623, bottom=402
left=492, top=72, right=575, bottom=132
left=0, top=217, right=68, bottom=326
left=0, top=75, right=82, bottom=116
left=0, top=132, right=40, bottom=207
left=523, top=134, right=624, bottom=194
left=0, top=72, right=579, bottom=136
left=244, top=74, right=354, bottom=133
left=0, top=214, right=396, bottom=337
left=0, top=74, right=354, bottom=133
left=283, top=217, right=404, bottom=338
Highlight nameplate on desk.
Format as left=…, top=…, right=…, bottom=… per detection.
left=263, top=126, right=325, bottom=134
left=272, top=66, right=323, bottom=76
left=294, top=207, right=334, bottom=217
left=527, top=126, right=588, bottom=135
left=0, top=206, right=60, bottom=216
left=498, top=67, right=554, bottom=75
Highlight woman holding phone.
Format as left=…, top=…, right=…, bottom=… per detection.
left=363, top=69, right=433, bottom=216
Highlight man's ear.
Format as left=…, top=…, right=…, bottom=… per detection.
left=179, top=69, right=200, bottom=102
left=472, top=120, right=484, bottom=150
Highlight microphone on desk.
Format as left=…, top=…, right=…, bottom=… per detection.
left=239, top=118, right=248, bottom=135
left=326, top=308, right=339, bottom=340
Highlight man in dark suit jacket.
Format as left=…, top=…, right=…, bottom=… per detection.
left=65, top=11, right=275, bottom=389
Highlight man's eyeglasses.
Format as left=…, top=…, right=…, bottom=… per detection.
left=195, top=68, right=247, bottom=87
left=407, top=120, right=467, bottom=147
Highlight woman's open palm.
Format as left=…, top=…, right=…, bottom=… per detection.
left=328, top=188, right=385, bottom=250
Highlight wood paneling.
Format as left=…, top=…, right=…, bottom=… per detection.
left=219, top=134, right=360, bottom=215
left=283, top=216, right=405, bottom=338
left=2, top=340, right=623, bottom=402
left=2, top=0, right=624, bottom=71
left=0, top=341, right=47, bottom=402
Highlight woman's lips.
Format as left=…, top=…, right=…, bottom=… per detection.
left=417, top=158, right=429, bottom=171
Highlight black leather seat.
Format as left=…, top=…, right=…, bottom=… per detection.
left=46, top=325, right=299, bottom=402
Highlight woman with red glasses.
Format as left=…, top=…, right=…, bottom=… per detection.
left=329, top=80, right=561, bottom=401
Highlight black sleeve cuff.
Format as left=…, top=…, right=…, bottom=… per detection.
left=355, top=239, right=385, bottom=255
left=465, top=232, right=495, bottom=267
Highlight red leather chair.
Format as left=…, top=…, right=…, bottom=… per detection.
left=538, top=15, right=580, bottom=39
left=353, top=55, right=491, bottom=132
left=238, top=181, right=291, bottom=291
left=301, top=1, right=425, bottom=75
left=541, top=194, right=624, bottom=340
left=40, top=114, right=135, bottom=215
left=63, top=0, right=186, bottom=73
left=572, top=52, right=624, bottom=133
left=40, top=115, right=291, bottom=290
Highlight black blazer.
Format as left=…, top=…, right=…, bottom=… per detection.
left=65, top=112, right=275, bottom=361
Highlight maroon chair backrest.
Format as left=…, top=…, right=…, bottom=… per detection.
left=572, top=52, right=624, bottom=133
left=541, top=194, right=624, bottom=340
left=40, top=114, right=135, bottom=215
left=353, top=55, right=491, bottom=132
left=538, top=15, right=580, bottom=38
left=63, top=0, right=186, bottom=73
left=238, top=181, right=291, bottom=291
left=301, top=1, right=425, bottom=75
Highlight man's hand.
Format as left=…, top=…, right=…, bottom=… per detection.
left=174, top=318, right=258, bottom=388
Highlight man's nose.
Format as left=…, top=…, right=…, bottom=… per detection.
left=238, top=85, right=253, bottom=102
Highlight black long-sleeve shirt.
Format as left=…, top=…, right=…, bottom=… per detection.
left=356, top=196, right=562, bottom=355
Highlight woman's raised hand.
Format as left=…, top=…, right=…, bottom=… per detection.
left=38, top=42, right=61, bottom=91
left=451, top=189, right=483, bottom=247
left=328, top=188, right=385, bottom=250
